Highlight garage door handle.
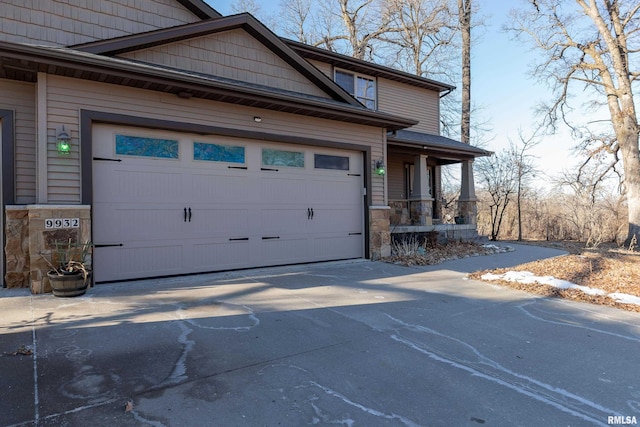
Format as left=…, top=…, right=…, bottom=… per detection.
left=310, top=208, right=314, bottom=219
left=307, top=208, right=311, bottom=220
left=188, top=207, right=192, bottom=222
left=262, top=236, right=280, bottom=240
left=229, top=237, right=249, bottom=241
left=184, top=207, right=187, bottom=222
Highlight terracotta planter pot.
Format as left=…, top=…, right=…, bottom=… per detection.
left=47, top=271, right=89, bottom=297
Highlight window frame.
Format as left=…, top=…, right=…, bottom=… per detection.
left=334, top=68, right=377, bottom=110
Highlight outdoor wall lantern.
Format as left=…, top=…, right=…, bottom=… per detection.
left=56, top=126, right=72, bottom=155
left=375, top=159, right=385, bottom=175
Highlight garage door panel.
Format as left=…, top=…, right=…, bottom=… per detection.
left=307, top=178, right=361, bottom=205
left=310, top=235, right=363, bottom=259
left=93, top=124, right=364, bottom=282
left=191, top=173, right=251, bottom=201
left=190, top=208, right=250, bottom=236
left=93, top=204, right=186, bottom=241
left=309, top=209, right=362, bottom=233
left=260, top=208, right=308, bottom=234
left=93, top=167, right=184, bottom=203
left=260, top=237, right=309, bottom=264
left=260, top=177, right=307, bottom=203
left=191, top=240, right=251, bottom=270
left=95, top=244, right=185, bottom=282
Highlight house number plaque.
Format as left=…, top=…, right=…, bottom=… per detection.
left=45, top=218, right=80, bottom=229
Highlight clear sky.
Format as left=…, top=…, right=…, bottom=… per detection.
left=204, top=0, right=587, bottom=184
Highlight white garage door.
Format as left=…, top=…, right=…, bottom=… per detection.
left=92, top=124, right=364, bottom=282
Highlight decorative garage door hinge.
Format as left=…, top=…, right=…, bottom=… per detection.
left=93, top=157, right=122, bottom=162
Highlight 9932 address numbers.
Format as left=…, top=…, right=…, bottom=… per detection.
left=44, top=218, right=80, bottom=229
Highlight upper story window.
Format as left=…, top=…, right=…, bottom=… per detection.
left=335, top=69, right=376, bottom=110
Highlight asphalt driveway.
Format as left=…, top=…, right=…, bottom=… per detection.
left=2, top=243, right=639, bottom=426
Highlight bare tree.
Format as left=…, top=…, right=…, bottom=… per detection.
left=476, top=149, right=517, bottom=240
left=230, top=0, right=261, bottom=15
left=230, top=0, right=278, bottom=29
left=458, top=0, right=471, bottom=144
left=556, top=163, right=625, bottom=247
left=511, top=130, right=540, bottom=240
left=333, top=0, right=399, bottom=59
left=508, top=0, right=640, bottom=249
left=384, top=0, right=455, bottom=76
left=279, top=0, right=314, bottom=44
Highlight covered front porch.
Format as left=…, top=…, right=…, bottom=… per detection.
left=386, top=130, right=491, bottom=239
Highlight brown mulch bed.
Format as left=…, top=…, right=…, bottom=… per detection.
left=469, top=241, right=640, bottom=313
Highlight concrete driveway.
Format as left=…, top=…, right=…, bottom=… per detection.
left=2, top=243, right=639, bottom=427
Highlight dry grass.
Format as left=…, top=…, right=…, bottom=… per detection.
left=470, top=241, right=640, bottom=312
left=384, top=241, right=508, bottom=266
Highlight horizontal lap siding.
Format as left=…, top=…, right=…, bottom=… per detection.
left=305, top=60, right=440, bottom=136
left=388, top=156, right=406, bottom=200
left=377, top=78, right=440, bottom=135
left=46, top=76, right=385, bottom=204
left=0, top=80, right=36, bottom=204
left=120, top=30, right=329, bottom=98
left=0, top=0, right=199, bottom=46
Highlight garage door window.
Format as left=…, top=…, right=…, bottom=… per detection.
left=262, top=148, right=304, bottom=167
left=115, top=135, right=179, bottom=159
left=314, top=154, right=350, bottom=170
left=194, top=142, right=245, bottom=163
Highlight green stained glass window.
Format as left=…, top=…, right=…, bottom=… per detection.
left=262, top=149, right=305, bottom=168
left=115, top=135, right=179, bottom=159
left=194, top=142, right=245, bottom=163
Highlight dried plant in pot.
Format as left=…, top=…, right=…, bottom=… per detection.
left=41, top=240, right=92, bottom=297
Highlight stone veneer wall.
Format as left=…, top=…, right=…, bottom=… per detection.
left=4, top=205, right=91, bottom=294
left=4, top=206, right=30, bottom=288
left=369, top=206, right=391, bottom=260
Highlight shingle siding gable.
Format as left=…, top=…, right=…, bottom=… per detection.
left=0, top=0, right=201, bottom=46
left=118, top=29, right=331, bottom=98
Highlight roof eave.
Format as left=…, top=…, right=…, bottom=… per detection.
left=71, top=14, right=363, bottom=107
left=175, top=0, right=222, bottom=19
left=0, top=42, right=415, bottom=131
left=388, top=137, right=493, bottom=159
left=285, top=39, right=456, bottom=93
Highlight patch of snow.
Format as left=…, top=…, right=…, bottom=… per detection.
left=481, top=244, right=513, bottom=254
left=481, top=271, right=640, bottom=306
left=609, top=292, right=640, bottom=306
left=481, top=244, right=501, bottom=251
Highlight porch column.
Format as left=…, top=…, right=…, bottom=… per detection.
left=410, top=155, right=434, bottom=225
left=458, top=160, right=477, bottom=225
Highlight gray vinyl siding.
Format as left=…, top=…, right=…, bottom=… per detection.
left=0, top=79, right=36, bottom=204
left=306, top=59, right=441, bottom=135
left=0, top=0, right=200, bottom=46
left=46, top=75, right=385, bottom=204
left=307, top=59, right=333, bottom=78
left=387, top=156, right=406, bottom=200
left=378, top=79, right=440, bottom=134
left=119, top=30, right=330, bottom=98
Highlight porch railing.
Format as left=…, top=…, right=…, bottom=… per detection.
left=389, top=199, right=442, bottom=226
